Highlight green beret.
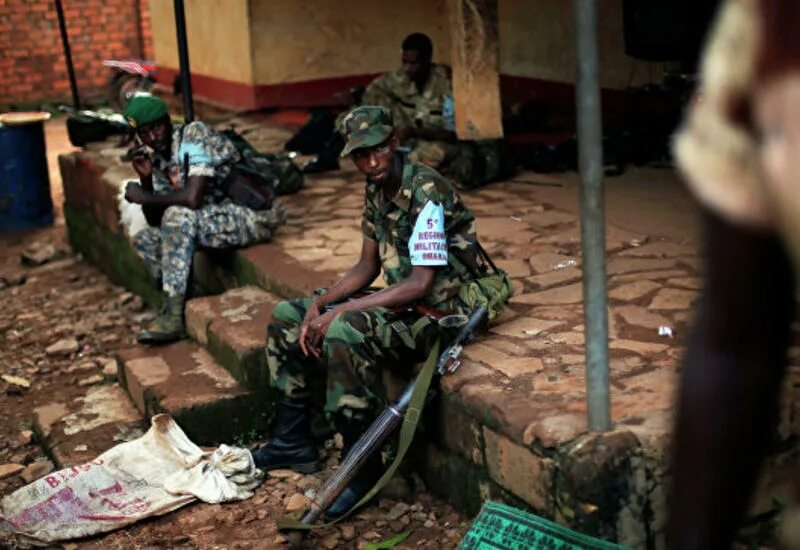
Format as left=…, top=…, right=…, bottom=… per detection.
left=339, top=105, right=394, bottom=157
left=123, top=95, right=169, bottom=129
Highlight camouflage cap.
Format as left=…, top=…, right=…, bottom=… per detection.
left=339, top=105, right=394, bottom=157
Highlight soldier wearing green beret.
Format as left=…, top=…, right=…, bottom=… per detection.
left=122, top=95, right=286, bottom=343
left=252, top=105, right=509, bottom=518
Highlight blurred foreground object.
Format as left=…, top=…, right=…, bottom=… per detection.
left=670, top=0, right=800, bottom=547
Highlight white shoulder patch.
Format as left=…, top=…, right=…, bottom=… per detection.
left=409, top=201, right=447, bottom=266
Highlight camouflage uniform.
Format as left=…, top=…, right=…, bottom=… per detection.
left=133, top=121, right=286, bottom=297
left=267, top=159, right=486, bottom=414
left=362, top=64, right=461, bottom=172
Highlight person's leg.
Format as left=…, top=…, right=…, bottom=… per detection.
left=320, top=309, right=425, bottom=519
left=267, top=298, right=319, bottom=400
left=194, top=202, right=261, bottom=250
left=132, top=226, right=163, bottom=282
left=303, top=132, right=344, bottom=174
left=252, top=298, right=322, bottom=472
left=409, top=140, right=462, bottom=175
left=138, top=206, right=199, bottom=343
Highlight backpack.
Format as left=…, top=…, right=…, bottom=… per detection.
left=220, top=129, right=304, bottom=196
left=448, top=139, right=517, bottom=191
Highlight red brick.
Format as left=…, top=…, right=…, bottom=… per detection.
left=0, top=0, right=151, bottom=105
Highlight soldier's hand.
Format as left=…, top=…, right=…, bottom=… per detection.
left=124, top=182, right=148, bottom=204
left=131, top=150, right=153, bottom=178
left=299, top=302, right=322, bottom=357
left=395, top=125, right=414, bottom=143
left=306, top=310, right=338, bottom=359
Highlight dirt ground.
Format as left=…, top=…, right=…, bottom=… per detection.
left=0, top=228, right=469, bottom=550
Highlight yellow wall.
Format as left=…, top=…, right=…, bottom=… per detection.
left=149, top=0, right=254, bottom=84
left=149, top=0, right=670, bottom=92
left=498, top=0, right=668, bottom=89
left=249, top=0, right=451, bottom=85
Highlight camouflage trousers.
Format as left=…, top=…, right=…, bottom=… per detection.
left=266, top=298, right=440, bottom=414
left=133, top=201, right=285, bottom=297
left=409, top=139, right=474, bottom=186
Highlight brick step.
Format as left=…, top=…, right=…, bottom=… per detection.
left=185, top=244, right=338, bottom=314
left=33, top=384, right=146, bottom=468
left=116, top=341, right=270, bottom=445
left=185, top=285, right=282, bottom=393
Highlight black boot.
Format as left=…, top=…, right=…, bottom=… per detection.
left=302, top=151, right=339, bottom=174
left=302, top=133, right=344, bottom=174
left=323, top=411, right=384, bottom=520
left=251, top=398, right=320, bottom=473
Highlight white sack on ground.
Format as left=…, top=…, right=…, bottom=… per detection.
left=0, top=414, right=263, bottom=544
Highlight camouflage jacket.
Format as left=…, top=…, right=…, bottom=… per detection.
left=150, top=121, right=240, bottom=207
left=363, top=64, right=452, bottom=132
left=361, top=161, right=484, bottom=307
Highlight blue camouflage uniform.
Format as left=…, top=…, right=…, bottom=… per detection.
left=133, top=121, right=286, bottom=297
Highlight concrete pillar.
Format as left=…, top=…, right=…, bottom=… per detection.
left=447, top=0, right=504, bottom=140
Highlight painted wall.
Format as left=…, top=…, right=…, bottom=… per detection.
left=249, top=0, right=450, bottom=85
left=147, top=0, right=673, bottom=108
left=149, top=0, right=253, bottom=85
left=498, top=0, right=668, bottom=89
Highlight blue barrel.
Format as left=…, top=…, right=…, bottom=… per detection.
left=0, top=114, right=54, bottom=232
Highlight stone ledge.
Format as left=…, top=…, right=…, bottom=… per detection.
left=185, top=285, right=282, bottom=392
left=117, top=341, right=270, bottom=445
left=33, top=384, right=146, bottom=468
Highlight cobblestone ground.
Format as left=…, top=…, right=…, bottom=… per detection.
left=234, top=116, right=712, bottom=448
left=235, top=116, right=800, bottom=539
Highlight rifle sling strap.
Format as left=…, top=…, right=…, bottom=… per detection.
left=276, top=339, right=441, bottom=532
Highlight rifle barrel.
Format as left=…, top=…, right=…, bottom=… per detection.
left=309, top=403, right=407, bottom=513
left=291, top=306, right=487, bottom=539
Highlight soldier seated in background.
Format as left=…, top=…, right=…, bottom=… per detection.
left=122, top=95, right=286, bottom=344
left=252, top=106, right=509, bottom=518
left=362, top=33, right=459, bottom=173
left=304, top=33, right=458, bottom=176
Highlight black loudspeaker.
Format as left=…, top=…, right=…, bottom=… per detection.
left=623, top=0, right=683, bottom=61
left=623, top=0, right=721, bottom=65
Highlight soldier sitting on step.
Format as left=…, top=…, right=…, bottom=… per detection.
left=252, top=106, right=510, bottom=519
left=122, top=95, right=286, bottom=344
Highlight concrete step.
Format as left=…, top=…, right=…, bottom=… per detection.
left=116, top=341, right=270, bottom=445
left=185, top=285, right=282, bottom=393
left=33, top=384, right=146, bottom=468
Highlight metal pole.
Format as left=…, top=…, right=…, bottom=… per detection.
left=574, top=0, right=611, bottom=431
left=54, top=0, right=80, bottom=109
left=173, top=0, right=194, bottom=121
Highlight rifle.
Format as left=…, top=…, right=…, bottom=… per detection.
left=281, top=306, right=488, bottom=546
left=59, top=105, right=132, bottom=147
left=58, top=105, right=130, bottom=130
